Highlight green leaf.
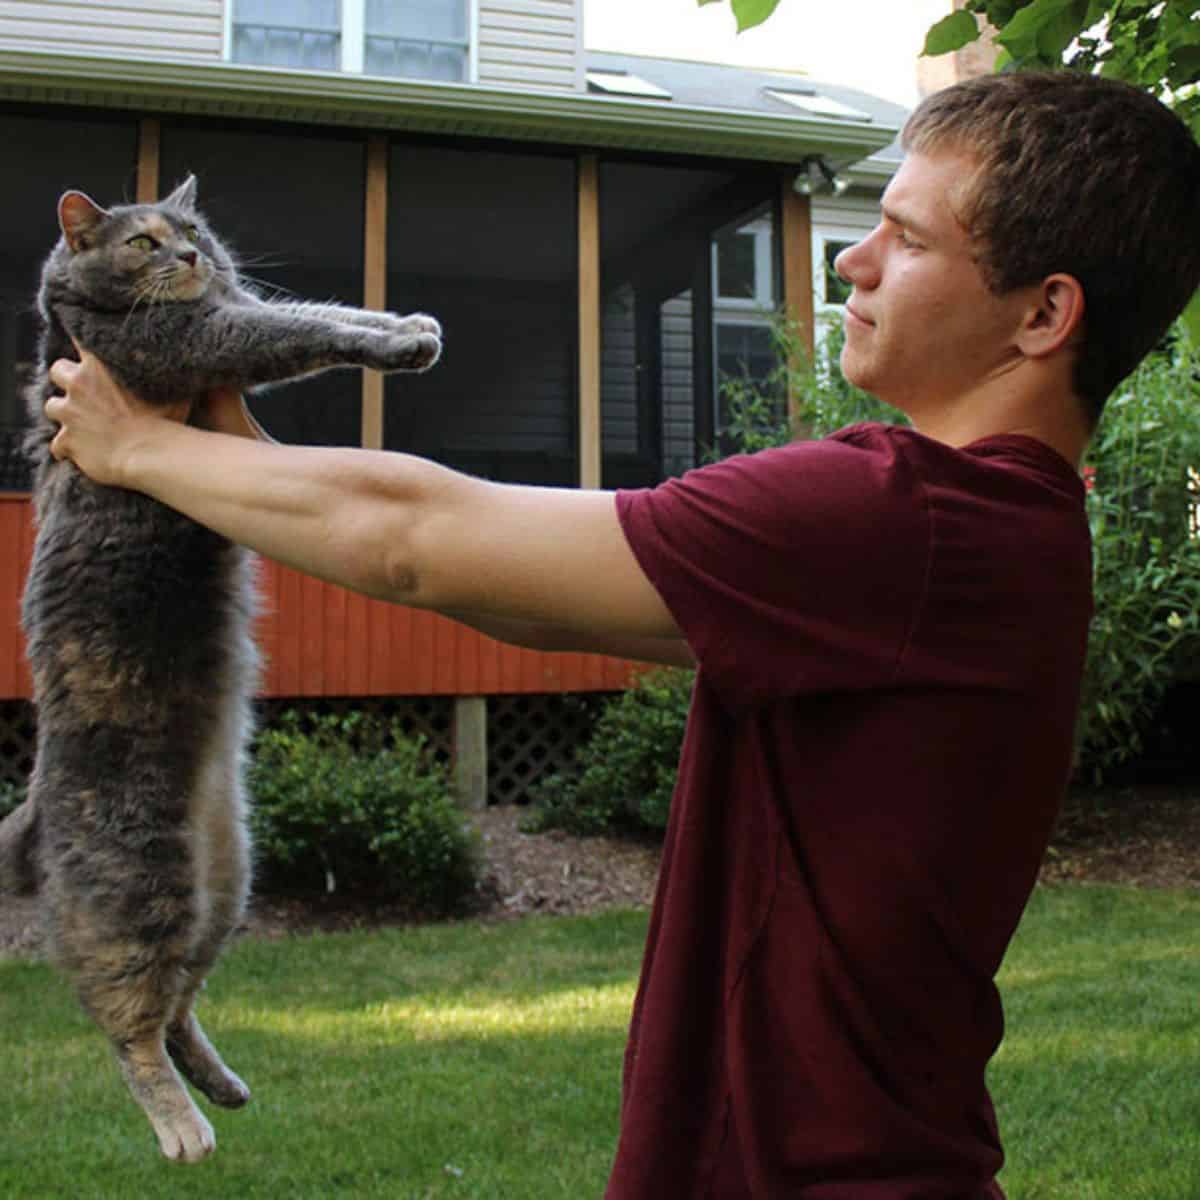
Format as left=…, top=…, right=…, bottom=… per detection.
left=1168, top=43, right=1200, bottom=88
left=1180, top=287, right=1200, bottom=352
left=996, top=0, right=1091, bottom=64
left=924, top=10, right=983, bottom=55
left=730, top=0, right=783, bottom=31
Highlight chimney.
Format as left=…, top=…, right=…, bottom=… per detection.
left=916, top=0, right=1000, bottom=98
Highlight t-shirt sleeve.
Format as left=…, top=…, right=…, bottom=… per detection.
left=616, top=427, right=930, bottom=711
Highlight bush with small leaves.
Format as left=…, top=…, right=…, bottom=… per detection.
left=248, top=710, right=479, bottom=915
left=526, top=668, right=694, bottom=836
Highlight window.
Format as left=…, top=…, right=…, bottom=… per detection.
left=230, top=0, right=470, bottom=82
left=364, top=0, right=469, bottom=82
left=822, top=238, right=855, bottom=306
left=713, top=218, right=774, bottom=307
left=232, top=0, right=340, bottom=71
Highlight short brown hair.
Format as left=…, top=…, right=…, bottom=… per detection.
left=903, top=72, right=1200, bottom=422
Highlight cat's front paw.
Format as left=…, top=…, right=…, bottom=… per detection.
left=372, top=330, right=442, bottom=373
left=392, top=312, right=442, bottom=340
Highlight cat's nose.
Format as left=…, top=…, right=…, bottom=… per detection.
left=179, top=250, right=198, bottom=268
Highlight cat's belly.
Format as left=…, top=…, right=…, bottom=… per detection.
left=22, top=480, right=257, bottom=721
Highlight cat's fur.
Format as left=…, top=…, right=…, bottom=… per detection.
left=0, top=177, right=440, bottom=1162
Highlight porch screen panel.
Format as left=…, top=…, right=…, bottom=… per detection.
left=598, top=159, right=775, bottom=488
left=159, top=122, right=367, bottom=447
left=0, top=109, right=137, bottom=490
left=384, top=144, right=576, bottom=486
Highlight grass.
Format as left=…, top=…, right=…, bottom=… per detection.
left=1, top=886, right=1198, bottom=1198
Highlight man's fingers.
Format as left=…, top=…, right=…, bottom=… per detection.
left=48, top=426, right=68, bottom=462
left=47, top=357, right=79, bottom=393
left=44, top=393, right=66, bottom=422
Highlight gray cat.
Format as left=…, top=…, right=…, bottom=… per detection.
left=0, top=176, right=440, bottom=1162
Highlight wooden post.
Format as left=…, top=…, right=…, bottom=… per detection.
left=137, top=118, right=161, bottom=203
left=577, top=154, right=601, bottom=489
left=362, top=135, right=389, bottom=450
left=779, top=176, right=815, bottom=424
left=452, top=696, right=488, bottom=811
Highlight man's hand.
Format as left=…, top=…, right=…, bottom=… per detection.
left=45, top=351, right=189, bottom=487
left=192, top=388, right=275, bottom=442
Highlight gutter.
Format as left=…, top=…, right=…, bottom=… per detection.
left=0, top=48, right=900, bottom=167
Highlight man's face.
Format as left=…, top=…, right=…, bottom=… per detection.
left=834, top=151, right=1032, bottom=425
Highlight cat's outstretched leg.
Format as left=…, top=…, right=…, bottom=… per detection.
left=242, top=297, right=441, bottom=341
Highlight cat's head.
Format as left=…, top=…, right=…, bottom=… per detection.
left=48, top=176, right=237, bottom=308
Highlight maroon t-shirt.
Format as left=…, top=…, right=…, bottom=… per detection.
left=610, top=424, right=1092, bottom=1199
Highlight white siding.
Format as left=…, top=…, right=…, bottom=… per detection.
left=476, top=0, right=580, bottom=92
left=0, top=0, right=224, bottom=60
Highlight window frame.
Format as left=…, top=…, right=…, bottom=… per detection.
left=811, top=226, right=861, bottom=314
left=711, top=215, right=774, bottom=312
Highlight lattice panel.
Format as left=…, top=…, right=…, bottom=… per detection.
left=0, top=700, right=35, bottom=787
left=0, top=693, right=608, bottom=804
left=255, top=696, right=453, bottom=764
left=486, top=693, right=607, bottom=806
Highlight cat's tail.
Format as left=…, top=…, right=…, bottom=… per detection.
left=0, top=797, right=40, bottom=896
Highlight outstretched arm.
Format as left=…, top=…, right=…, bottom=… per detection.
left=46, top=353, right=690, bottom=663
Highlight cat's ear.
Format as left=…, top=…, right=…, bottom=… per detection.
left=57, top=191, right=110, bottom=253
left=163, top=175, right=198, bottom=212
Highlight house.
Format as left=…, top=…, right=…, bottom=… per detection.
left=0, top=1, right=909, bottom=803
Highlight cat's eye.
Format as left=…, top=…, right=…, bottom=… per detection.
left=127, top=234, right=158, bottom=253
left=183, top=226, right=200, bottom=244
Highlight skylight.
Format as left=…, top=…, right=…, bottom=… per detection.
left=764, top=89, right=873, bottom=123
left=586, top=70, right=672, bottom=100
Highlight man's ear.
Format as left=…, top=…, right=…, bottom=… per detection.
left=1016, top=273, right=1086, bottom=359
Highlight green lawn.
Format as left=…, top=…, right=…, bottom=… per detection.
left=1, top=886, right=1198, bottom=1198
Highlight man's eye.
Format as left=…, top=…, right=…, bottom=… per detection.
left=127, top=234, right=158, bottom=252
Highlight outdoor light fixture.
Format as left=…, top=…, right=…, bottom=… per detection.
left=793, top=155, right=851, bottom=197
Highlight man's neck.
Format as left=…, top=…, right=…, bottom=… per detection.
left=905, top=370, right=1091, bottom=470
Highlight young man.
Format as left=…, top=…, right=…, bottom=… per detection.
left=44, top=73, right=1200, bottom=1197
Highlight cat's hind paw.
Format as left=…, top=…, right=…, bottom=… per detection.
left=152, top=1106, right=216, bottom=1164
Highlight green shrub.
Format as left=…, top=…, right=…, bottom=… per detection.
left=526, top=668, right=694, bottom=836
left=248, top=710, right=479, bottom=915
left=1077, top=344, right=1200, bottom=778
